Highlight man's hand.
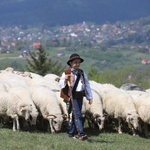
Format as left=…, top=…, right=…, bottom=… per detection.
left=89, top=99, right=93, bottom=105
left=65, top=74, right=70, bottom=80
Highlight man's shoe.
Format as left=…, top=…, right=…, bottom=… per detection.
left=78, top=135, right=88, bottom=141
left=69, top=136, right=77, bottom=140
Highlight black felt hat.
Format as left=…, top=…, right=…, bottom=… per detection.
left=67, top=53, right=84, bottom=65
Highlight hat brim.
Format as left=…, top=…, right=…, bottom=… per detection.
left=67, top=57, right=84, bottom=65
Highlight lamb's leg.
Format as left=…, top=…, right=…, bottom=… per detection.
left=16, top=116, right=20, bottom=130
left=118, top=117, right=122, bottom=134
left=12, top=118, right=16, bottom=131
left=138, top=123, right=142, bottom=132
left=144, top=123, right=149, bottom=138
left=49, top=119, right=55, bottom=133
left=82, top=113, right=85, bottom=127
left=131, top=127, right=136, bottom=136
left=11, top=114, right=19, bottom=131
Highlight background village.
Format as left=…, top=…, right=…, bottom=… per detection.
left=0, top=16, right=150, bottom=66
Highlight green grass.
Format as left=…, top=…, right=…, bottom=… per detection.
left=0, top=46, right=150, bottom=74
left=0, top=127, right=149, bottom=150
left=0, top=58, right=27, bottom=71
left=0, top=51, right=22, bottom=58
left=50, top=46, right=150, bottom=73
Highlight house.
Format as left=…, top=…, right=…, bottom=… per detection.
left=57, top=51, right=65, bottom=57
left=141, top=58, right=149, bottom=64
left=33, top=42, right=41, bottom=48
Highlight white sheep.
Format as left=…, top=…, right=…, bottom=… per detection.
left=27, top=74, right=68, bottom=122
left=102, top=88, right=139, bottom=135
left=0, top=72, right=28, bottom=87
left=28, top=74, right=60, bottom=91
left=25, top=75, right=45, bottom=87
left=8, top=86, right=39, bottom=127
left=0, top=67, right=14, bottom=73
left=131, top=92, right=150, bottom=137
left=29, top=72, right=43, bottom=79
left=44, top=74, right=69, bottom=129
left=54, top=91, right=68, bottom=119
left=82, top=88, right=105, bottom=130
left=0, top=80, right=12, bottom=91
left=44, top=73, right=60, bottom=82
left=127, top=90, right=146, bottom=100
left=0, top=91, right=32, bottom=131
left=29, top=85, right=63, bottom=133
left=89, top=81, right=139, bottom=135
left=89, top=81, right=118, bottom=98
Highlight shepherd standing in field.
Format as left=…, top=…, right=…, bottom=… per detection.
left=59, top=53, right=93, bottom=140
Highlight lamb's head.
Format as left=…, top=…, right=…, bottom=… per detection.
left=93, top=114, right=105, bottom=130
left=19, top=104, right=33, bottom=121
left=61, top=114, right=70, bottom=132
left=126, top=113, right=139, bottom=130
left=29, top=108, right=39, bottom=126
left=48, top=114, right=63, bottom=133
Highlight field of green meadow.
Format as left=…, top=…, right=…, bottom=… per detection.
left=1, top=45, right=150, bottom=74
left=0, top=126, right=150, bottom=150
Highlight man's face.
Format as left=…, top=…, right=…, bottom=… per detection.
left=70, top=58, right=81, bottom=69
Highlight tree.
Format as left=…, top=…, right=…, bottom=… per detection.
left=26, top=45, right=64, bottom=76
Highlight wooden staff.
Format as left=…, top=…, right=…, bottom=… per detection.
left=65, top=69, right=80, bottom=135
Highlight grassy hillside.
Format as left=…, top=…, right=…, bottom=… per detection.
left=47, top=46, right=150, bottom=74
left=0, top=46, right=150, bottom=74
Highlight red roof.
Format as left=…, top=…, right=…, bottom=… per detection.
left=33, top=42, right=41, bottom=47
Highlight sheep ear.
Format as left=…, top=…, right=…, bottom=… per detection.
left=20, top=105, right=25, bottom=111
left=63, top=114, right=68, bottom=120
left=126, top=115, right=130, bottom=122
left=55, top=77, right=60, bottom=82
left=104, top=114, right=108, bottom=120
left=103, top=112, right=108, bottom=117
left=47, top=115, right=57, bottom=119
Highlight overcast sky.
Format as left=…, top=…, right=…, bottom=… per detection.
left=0, top=0, right=149, bottom=26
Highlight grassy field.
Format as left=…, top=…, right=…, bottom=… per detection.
left=41, top=46, right=150, bottom=73
left=0, top=127, right=150, bottom=150
left=0, top=47, right=149, bottom=150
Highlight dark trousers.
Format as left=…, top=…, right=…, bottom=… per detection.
left=68, top=97, right=85, bottom=137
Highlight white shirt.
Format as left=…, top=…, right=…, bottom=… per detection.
left=59, top=69, right=93, bottom=100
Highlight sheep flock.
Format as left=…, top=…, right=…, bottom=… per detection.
left=0, top=67, right=150, bottom=138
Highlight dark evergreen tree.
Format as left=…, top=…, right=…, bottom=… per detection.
left=26, top=45, right=64, bottom=76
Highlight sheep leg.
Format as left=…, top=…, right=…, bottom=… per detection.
left=118, top=117, right=122, bottom=134
left=11, top=114, right=18, bottom=131
left=49, top=119, right=55, bottom=133
left=12, top=118, right=16, bottom=131
left=131, top=127, right=136, bottom=136
left=16, top=116, right=20, bottom=130
left=82, top=113, right=85, bottom=127
left=87, top=119, right=92, bottom=128
left=138, top=124, right=142, bottom=133
left=144, top=123, right=149, bottom=138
